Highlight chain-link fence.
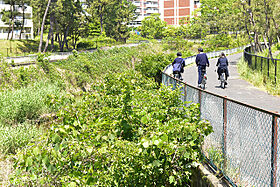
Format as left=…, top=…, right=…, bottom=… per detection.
left=244, top=45, right=280, bottom=84
left=162, top=72, right=280, bottom=187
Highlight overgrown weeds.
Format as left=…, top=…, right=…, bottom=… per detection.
left=238, top=58, right=280, bottom=95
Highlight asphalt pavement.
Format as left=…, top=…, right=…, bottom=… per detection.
left=182, top=53, right=280, bottom=113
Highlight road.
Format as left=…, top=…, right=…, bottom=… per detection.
left=182, top=53, right=280, bottom=113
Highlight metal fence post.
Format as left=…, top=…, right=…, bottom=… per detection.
left=184, top=85, right=187, bottom=107
left=223, top=97, right=228, bottom=171
left=275, top=60, right=277, bottom=84
left=268, top=58, right=270, bottom=78
left=255, top=55, right=257, bottom=70
left=261, top=57, right=263, bottom=73
left=271, top=115, right=278, bottom=187
left=198, top=89, right=202, bottom=116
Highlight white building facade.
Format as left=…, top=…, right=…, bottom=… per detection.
left=0, top=0, right=33, bottom=39
left=128, top=0, right=160, bottom=27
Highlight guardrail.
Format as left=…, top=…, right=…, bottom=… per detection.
left=162, top=46, right=280, bottom=187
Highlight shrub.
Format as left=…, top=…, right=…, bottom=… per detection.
left=11, top=71, right=212, bottom=186
left=77, top=37, right=116, bottom=49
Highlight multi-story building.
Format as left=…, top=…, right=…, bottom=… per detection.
left=159, top=0, right=200, bottom=25
left=0, top=0, right=33, bottom=39
left=128, top=0, right=160, bottom=27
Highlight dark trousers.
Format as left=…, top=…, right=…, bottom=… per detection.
left=198, top=65, right=206, bottom=84
left=217, top=67, right=229, bottom=80
left=173, top=71, right=182, bottom=79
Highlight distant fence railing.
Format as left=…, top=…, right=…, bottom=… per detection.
left=162, top=47, right=280, bottom=187
left=244, top=45, right=280, bottom=84
left=164, top=45, right=246, bottom=75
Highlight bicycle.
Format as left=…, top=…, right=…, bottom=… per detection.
left=200, top=68, right=207, bottom=90
left=219, top=69, right=227, bottom=89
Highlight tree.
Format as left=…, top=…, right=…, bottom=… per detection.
left=104, top=0, right=136, bottom=41
left=139, top=13, right=167, bottom=39
left=86, top=0, right=112, bottom=34
left=38, top=0, right=51, bottom=52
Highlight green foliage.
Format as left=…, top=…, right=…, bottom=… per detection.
left=11, top=70, right=212, bottom=186
left=204, top=34, right=232, bottom=51
left=207, top=147, right=224, bottom=170
left=0, top=123, right=43, bottom=154
left=162, top=37, right=196, bottom=54
left=77, top=37, right=116, bottom=49
left=139, top=13, right=167, bottom=39
left=0, top=81, right=64, bottom=124
left=135, top=53, right=175, bottom=83
left=238, top=59, right=280, bottom=95
left=185, top=17, right=207, bottom=39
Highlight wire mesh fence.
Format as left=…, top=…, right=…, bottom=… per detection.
left=162, top=72, right=280, bottom=187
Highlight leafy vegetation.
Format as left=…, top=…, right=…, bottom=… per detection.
left=238, top=58, right=280, bottom=95
left=0, top=42, right=213, bottom=185
left=0, top=123, right=43, bottom=155
left=11, top=70, right=212, bottom=186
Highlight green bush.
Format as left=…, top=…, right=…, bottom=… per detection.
left=135, top=53, right=175, bottom=84
left=0, top=123, right=43, bottom=154
left=204, top=34, right=232, bottom=51
left=0, top=81, right=63, bottom=124
left=77, top=37, right=116, bottom=49
left=11, top=71, right=212, bottom=186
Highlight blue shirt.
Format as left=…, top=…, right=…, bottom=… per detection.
left=196, top=53, right=210, bottom=66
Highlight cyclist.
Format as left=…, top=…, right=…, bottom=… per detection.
left=195, top=48, right=209, bottom=88
left=172, top=52, right=185, bottom=80
left=216, top=52, right=229, bottom=85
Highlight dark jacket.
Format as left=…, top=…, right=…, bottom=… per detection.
left=216, top=57, right=228, bottom=67
left=196, top=53, right=210, bottom=66
left=172, top=57, right=185, bottom=72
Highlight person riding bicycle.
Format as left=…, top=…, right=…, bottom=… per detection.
left=195, top=48, right=209, bottom=87
left=216, top=52, right=229, bottom=85
left=172, top=52, right=185, bottom=80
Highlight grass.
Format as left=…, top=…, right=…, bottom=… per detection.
left=238, top=58, right=280, bottom=95
left=0, top=123, right=44, bottom=155
left=0, top=80, right=64, bottom=124
left=0, top=39, right=59, bottom=57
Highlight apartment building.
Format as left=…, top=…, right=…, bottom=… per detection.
left=0, top=0, right=33, bottom=39
left=159, top=0, right=200, bottom=25
left=129, top=0, right=160, bottom=27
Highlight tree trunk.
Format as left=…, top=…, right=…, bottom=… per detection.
left=99, top=4, right=103, bottom=33
left=64, top=26, right=69, bottom=50
left=10, top=5, right=15, bottom=40
left=263, top=0, right=273, bottom=59
left=43, top=10, right=55, bottom=52
left=242, top=4, right=253, bottom=47
left=37, top=19, right=40, bottom=36
left=38, top=0, right=51, bottom=53
left=19, top=2, right=25, bottom=40
left=272, top=17, right=280, bottom=43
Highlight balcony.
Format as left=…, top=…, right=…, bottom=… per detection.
left=146, top=0, right=158, bottom=2
left=135, top=8, right=141, bottom=13
left=15, top=6, right=32, bottom=14
left=132, top=1, right=141, bottom=7
left=145, top=9, right=158, bottom=14
left=145, top=3, right=158, bottom=8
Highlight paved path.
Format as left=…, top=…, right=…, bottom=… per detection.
left=5, top=43, right=140, bottom=65
left=182, top=53, right=280, bottom=113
